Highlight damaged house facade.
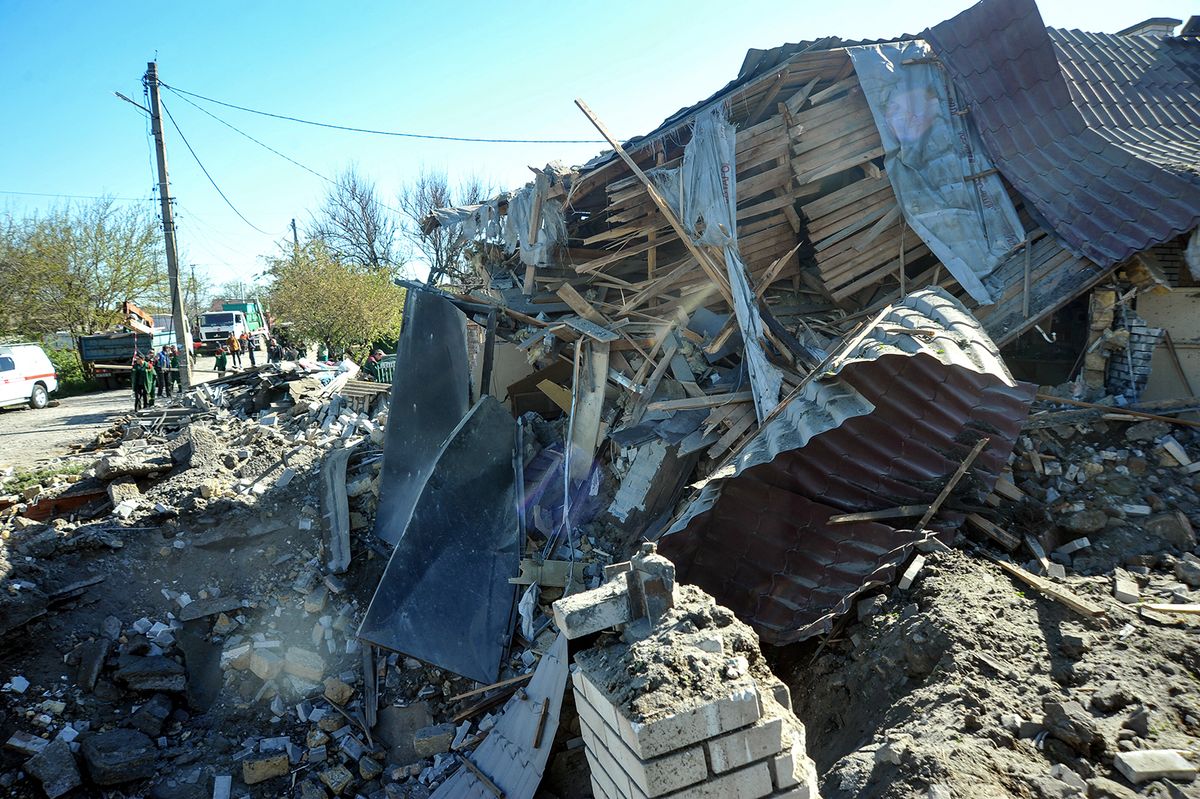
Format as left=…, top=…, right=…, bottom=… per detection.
left=7, top=1, right=1200, bottom=798
left=407, top=0, right=1200, bottom=642
left=355, top=0, right=1200, bottom=791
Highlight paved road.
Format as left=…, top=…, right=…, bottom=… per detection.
left=0, top=389, right=135, bottom=472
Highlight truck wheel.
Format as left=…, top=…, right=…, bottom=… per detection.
left=29, top=384, right=49, bottom=409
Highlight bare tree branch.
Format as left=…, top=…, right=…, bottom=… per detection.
left=397, top=169, right=492, bottom=289
left=308, top=166, right=399, bottom=272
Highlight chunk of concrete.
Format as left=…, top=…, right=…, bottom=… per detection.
left=241, top=752, right=289, bottom=785
left=552, top=571, right=631, bottom=639
left=24, top=739, right=82, bottom=798
left=113, top=655, right=186, bottom=692
left=413, top=723, right=456, bottom=758
left=80, top=729, right=157, bottom=785
left=1113, top=749, right=1195, bottom=784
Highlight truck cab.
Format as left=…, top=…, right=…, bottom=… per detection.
left=199, top=310, right=250, bottom=352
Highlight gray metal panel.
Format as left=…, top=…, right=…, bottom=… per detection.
left=357, top=397, right=519, bottom=683
left=373, top=289, right=470, bottom=547
left=924, top=0, right=1200, bottom=267
left=431, top=634, right=568, bottom=799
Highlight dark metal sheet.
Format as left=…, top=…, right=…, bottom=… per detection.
left=924, top=0, right=1200, bottom=267
left=373, top=289, right=470, bottom=547
left=658, top=289, right=1035, bottom=645
left=431, top=634, right=568, bottom=799
left=358, top=397, right=519, bottom=683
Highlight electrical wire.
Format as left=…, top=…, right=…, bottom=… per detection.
left=164, top=88, right=333, bottom=185
left=0, top=190, right=150, bottom=202
left=161, top=82, right=608, bottom=145
left=159, top=100, right=270, bottom=235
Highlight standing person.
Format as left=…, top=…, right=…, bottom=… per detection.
left=227, top=333, right=241, bottom=368
left=240, top=332, right=257, bottom=367
left=267, top=339, right=282, bottom=363
left=168, top=346, right=182, bottom=394
left=145, top=358, right=157, bottom=406
left=154, top=347, right=168, bottom=397
left=131, top=356, right=148, bottom=410
left=214, top=346, right=228, bottom=379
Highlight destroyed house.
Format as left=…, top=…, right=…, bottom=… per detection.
left=400, top=0, right=1200, bottom=652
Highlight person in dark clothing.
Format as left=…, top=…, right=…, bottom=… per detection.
left=168, top=347, right=182, bottom=393
left=240, top=332, right=257, bottom=367
left=214, top=347, right=228, bottom=379
left=132, top=356, right=154, bottom=410
left=154, top=347, right=169, bottom=396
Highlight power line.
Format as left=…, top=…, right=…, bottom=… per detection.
left=159, top=100, right=270, bottom=235
left=161, top=82, right=609, bottom=145
left=0, top=189, right=151, bottom=201
left=165, top=87, right=334, bottom=185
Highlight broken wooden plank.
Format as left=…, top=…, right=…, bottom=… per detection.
left=536, top=380, right=573, bottom=414
left=321, top=445, right=357, bottom=575
left=647, top=392, right=755, bottom=412
left=568, top=339, right=611, bottom=482
left=914, top=438, right=990, bottom=532
left=985, top=554, right=1105, bottom=618
left=966, top=514, right=1021, bottom=551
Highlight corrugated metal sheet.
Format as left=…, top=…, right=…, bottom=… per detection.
left=924, top=0, right=1200, bottom=268
left=657, top=289, right=1035, bottom=644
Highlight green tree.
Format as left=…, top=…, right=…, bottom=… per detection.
left=0, top=199, right=166, bottom=342
left=264, top=240, right=404, bottom=357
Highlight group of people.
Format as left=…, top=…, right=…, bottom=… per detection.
left=131, top=344, right=182, bottom=410
left=266, top=338, right=300, bottom=363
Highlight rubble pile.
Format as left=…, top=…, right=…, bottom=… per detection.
left=775, top=407, right=1200, bottom=799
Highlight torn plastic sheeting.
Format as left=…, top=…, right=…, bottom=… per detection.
left=657, top=288, right=1035, bottom=644
left=649, top=107, right=784, bottom=421
left=848, top=40, right=1025, bottom=305
left=373, top=289, right=470, bottom=547
left=430, top=633, right=568, bottom=799
left=358, top=396, right=519, bottom=684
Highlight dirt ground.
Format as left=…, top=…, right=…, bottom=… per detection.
left=776, top=545, right=1200, bottom=799
left=0, top=391, right=135, bottom=472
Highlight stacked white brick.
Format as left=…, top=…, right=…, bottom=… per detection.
left=553, top=548, right=819, bottom=799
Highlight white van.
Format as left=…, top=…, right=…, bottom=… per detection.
left=0, top=344, right=58, bottom=409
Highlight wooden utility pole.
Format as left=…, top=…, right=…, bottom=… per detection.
left=145, top=61, right=193, bottom=389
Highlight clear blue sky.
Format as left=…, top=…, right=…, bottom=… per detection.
left=1, top=0, right=1189, bottom=288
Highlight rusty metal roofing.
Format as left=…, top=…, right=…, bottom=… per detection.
left=657, top=289, right=1035, bottom=645
left=924, top=0, right=1200, bottom=268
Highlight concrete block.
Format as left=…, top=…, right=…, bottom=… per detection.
left=769, top=739, right=818, bottom=794
left=576, top=672, right=621, bottom=732
left=706, top=716, right=784, bottom=773
left=1114, top=749, right=1195, bottom=784
left=577, top=689, right=706, bottom=796
left=576, top=661, right=762, bottom=760
left=248, top=649, right=283, bottom=681
left=667, top=761, right=774, bottom=798
left=1113, top=575, right=1140, bottom=604
left=283, top=647, right=325, bottom=683
left=616, top=683, right=763, bottom=760
left=581, top=729, right=645, bottom=799
left=552, top=572, right=632, bottom=639
left=241, top=752, right=289, bottom=785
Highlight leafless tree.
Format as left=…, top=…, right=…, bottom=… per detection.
left=308, top=166, right=399, bottom=272
left=397, top=169, right=491, bottom=288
